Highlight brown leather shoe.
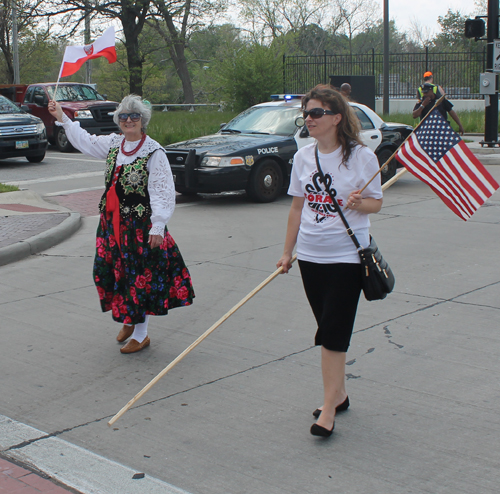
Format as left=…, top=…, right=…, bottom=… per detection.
left=120, top=336, right=150, bottom=354
left=117, top=324, right=135, bottom=343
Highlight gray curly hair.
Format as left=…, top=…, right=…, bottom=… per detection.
left=113, top=94, right=152, bottom=131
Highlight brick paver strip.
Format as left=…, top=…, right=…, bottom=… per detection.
left=0, top=204, right=57, bottom=213
left=0, top=214, right=69, bottom=248
left=0, top=458, right=74, bottom=493
left=52, top=190, right=101, bottom=217
left=51, top=189, right=200, bottom=218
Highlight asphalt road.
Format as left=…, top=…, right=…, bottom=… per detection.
left=1, top=149, right=500, bottom=494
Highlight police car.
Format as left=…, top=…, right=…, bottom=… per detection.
left=165, top=95, right=413, bottom=202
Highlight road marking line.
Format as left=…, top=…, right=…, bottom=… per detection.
left=45, top=153, right=105, bottom=164
left=0, top=414, right=192, bottom=494
left=6, top=171, right=104, bottom=186
left=45, top=186, right=105, bottom=196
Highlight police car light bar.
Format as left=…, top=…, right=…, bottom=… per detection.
left=270, top=94, right=304, bottom=101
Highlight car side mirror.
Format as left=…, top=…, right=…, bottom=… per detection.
left=20, top=105, right=31, bottom=112
left=102, top=94, right=107, bottom=100
left=219, top=123, right=226, bottom=129
left=299, top=126, right=309, bottom=138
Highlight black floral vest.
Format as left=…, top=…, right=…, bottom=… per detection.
left=98, top=147, right=153, bottom=220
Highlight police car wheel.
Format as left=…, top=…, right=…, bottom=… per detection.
left=377, top=148, right=397, bottom=184
left=55, top=127, right=75, bottom=153
left=246, top=159, right=283, bottom=203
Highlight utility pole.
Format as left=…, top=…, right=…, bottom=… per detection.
left=12, top=0, right=20, bottom=84
left=383, top=0, right=389, bottom=114
left=484, top=0, right=499, bottom=145
left=84, top=0, right=92, bottom=84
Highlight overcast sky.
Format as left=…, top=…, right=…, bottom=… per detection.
left=386, top=0, right=480, bottom=34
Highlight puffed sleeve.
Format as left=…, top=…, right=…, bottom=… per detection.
left=147, top=149, right=176, bottom=237
left=56, top=113, right=115, bottom=159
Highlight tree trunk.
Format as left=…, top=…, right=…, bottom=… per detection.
left=153, top=0, right=195, bottom=103
left=170, top=41, right=194, bottom=103
left=119, top=0, right=150, bottom=96
left=125, top=39, right=143, bottom=96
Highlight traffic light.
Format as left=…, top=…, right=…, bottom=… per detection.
left=465, top=19, right=485, bottom=39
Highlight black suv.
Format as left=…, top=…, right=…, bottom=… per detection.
left=0, top=95, right=48, bottom=162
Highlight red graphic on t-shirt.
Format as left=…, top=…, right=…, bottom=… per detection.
left=304, top=171, right=343, bottom=223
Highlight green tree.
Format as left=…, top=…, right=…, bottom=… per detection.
left=148, top=0, right=227, bottom=103
left=217, top=43, right=283, bottom=111
left=0, top=0, right=51, bottom=83
left=434, top=9, right=479, bottom=52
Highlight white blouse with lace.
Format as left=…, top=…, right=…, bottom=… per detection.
left=56, top=114, right=175, bottom=237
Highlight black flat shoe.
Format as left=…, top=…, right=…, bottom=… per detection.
left=312, top=396, right=350, bottom=418
left=310, top=422, right=334, bottom=437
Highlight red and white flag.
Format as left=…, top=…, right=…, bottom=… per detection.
left=395, top=109, right=499, bottom=220
left=58, top=27, right=116, bottom=78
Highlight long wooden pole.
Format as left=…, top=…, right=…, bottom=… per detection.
left=108, top=255, right=298, bottom=426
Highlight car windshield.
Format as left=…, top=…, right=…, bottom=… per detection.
left=221, top=106, right=301, bottom=136
left=47, top=85, right=105, bottom=102
left=0, top=95, right=23, bottom=114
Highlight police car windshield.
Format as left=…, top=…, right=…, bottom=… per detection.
left=221, top=106, right=300, bottom=136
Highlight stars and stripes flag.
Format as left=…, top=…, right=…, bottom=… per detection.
left=58, top=27, right=116, bottom=79
left=395, top=109, right=499, bottom=220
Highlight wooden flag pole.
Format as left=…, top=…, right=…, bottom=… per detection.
left=353, top=95, right=447, bottom=197
left=108, top=255, right=298, bottom=426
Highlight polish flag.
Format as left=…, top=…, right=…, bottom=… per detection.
left=58, top=27, right=116, bottom=78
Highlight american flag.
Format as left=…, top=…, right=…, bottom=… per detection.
left=395, top=109, right=499, bottom=220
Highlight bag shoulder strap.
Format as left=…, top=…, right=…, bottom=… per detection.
left=314, top=145, right=362, bottom=251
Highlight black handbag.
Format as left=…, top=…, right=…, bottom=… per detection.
left=314, top=146, right=395, bottom=301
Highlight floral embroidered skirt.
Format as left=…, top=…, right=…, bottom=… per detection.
left=93, top=213, right=195, bottom=325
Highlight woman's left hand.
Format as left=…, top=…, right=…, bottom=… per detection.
left=148, top=234, right=163, bottom=249
left=347, top=190, right=362, bottom=210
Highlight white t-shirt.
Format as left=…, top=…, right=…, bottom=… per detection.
left=288, top=143, right=383, bottom=264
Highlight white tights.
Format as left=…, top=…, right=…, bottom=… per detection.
left=125, top=315, right=149, bottom=343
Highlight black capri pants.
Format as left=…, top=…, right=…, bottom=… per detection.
left=298, top=260, right=362, bottom=353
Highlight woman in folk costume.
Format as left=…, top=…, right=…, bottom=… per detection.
left=48, top=95, right=194, bottom=354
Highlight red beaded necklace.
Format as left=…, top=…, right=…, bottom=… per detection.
left=121, top=133, right=146, bottom=156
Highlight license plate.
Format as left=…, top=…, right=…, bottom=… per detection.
left=16, top=141, right=29, bottom=149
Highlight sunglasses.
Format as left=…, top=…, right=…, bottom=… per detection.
left=118, top=112, right=141, bottom=122
left=302, top=108, right=336, bottom=119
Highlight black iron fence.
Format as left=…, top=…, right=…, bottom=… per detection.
left=283, top=47, right=487, bottom=99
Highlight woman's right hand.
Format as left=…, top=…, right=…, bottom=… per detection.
left=48, top=100, right=64, bottom=122
left=277, top=254, right=293, bottom=274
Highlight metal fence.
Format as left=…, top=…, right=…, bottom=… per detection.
left=283, top=48, right=487, bottom=99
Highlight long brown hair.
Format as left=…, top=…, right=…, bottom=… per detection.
left=302, top=84, right=363, bottom=167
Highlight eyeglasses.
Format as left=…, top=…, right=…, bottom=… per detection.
left=302, top=108, right=336, bottom=119
left=118, top=113, right=141, bottom=122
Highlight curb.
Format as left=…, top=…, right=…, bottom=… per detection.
left=0, top=212, right=81, bottom=267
